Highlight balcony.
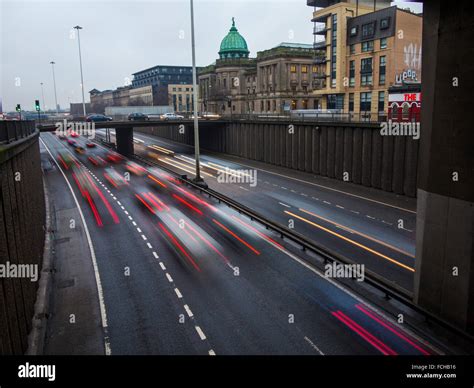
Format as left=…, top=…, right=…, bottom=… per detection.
left=313, top=56, right=328, bottom=64
left=313, top=25, right=330, bottom=35
left=313, top=40, right=329, bottom=50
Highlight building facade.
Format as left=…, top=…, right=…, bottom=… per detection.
left=168, top=84, right=194, bottom=113
left=309, top=0, right=422, bottom=116
left=198, top=19, right=319, bottom=115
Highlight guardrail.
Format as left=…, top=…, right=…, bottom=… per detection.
left=0, top=120, right=37, bottom=144
left=224, top=112, right=391, bottom=123
left=95, top=136, right=473, bottom=343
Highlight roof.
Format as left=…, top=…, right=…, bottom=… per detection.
left=275, top=42, right=313, bottom=49
left=219, top=18, right=250, bottom=57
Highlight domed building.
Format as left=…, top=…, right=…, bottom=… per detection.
left=218, top=18, right=250, bottom=60
left=199, top=18, right=318, bottom=115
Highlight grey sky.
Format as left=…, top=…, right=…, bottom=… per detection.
left=0, top=0, right=422, bottom=112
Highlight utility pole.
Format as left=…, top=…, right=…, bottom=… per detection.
left=74, top=25, right=87, bottom=117
left=50, top=61, right=59, bottom=115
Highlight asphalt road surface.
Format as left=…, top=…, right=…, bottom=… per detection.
left=39, top=131, right=435, bottom=356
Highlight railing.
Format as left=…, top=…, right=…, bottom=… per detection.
left=0, top=120, right=37, bottom=144
left=222, top=112, right=391, bottom=123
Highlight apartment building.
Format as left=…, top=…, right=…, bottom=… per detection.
left=168, top=84, right=194, bottom=113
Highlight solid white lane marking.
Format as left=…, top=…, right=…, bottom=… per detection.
left=174, top=288, right=183, bottom=298
left=166, top=273, right=173, bottom=282
left=195, top=326, right=206, bottom=340
left=184, top=304, right=193, bottom=318
left=41, top=137, right=111, bottom=355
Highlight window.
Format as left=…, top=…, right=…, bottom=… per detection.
left=349, top=60, right=355, bottom=87
left=361, top=58, right=373, bottom=86
left=223, top=78, right=227, bottom=88
left=350, top=26, right=357, bottom=36
left=267, top=100, right=271, bottom=111
left=360, top=92, right=372, bottom=112
left=327, top=94, right=344, bottom=110
left=362, top=22, right=375, bottom=38
left=302, top=65, right=308, bottom=73
left=361, top=41, right=374, bottom=52
left=380, top=37, right=387, bottom=49
left=349, top=93, right=354, bottom=112
left=380, top=17, right=390, bottom=30
left=378, top=91, right=385, bottom=112
left=350, top=44, right=356, bottom=55
left=260, top=101, right=264, bottom=111
left=379, top=56, right=386, bottom=85
left=402, top=102, right=410, bottom=120
left=312, top=65, right=318, bottom=73
left=290, top=65, right=297, bottom=73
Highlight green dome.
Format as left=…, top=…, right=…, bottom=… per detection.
left=219, top=18, right=250, bottom=59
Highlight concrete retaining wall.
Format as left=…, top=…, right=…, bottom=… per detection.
left=0, top=125, right=45, bottom=355
left=136, top=120, right=419, bottom=197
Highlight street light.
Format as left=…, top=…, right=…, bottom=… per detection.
left=73, top=25, right=86, bottom=117
left=189, top=0, right=206, bottom=186
left=40, top=82, right=46, bottom=114
left=50, top=61, right=59, bottom=115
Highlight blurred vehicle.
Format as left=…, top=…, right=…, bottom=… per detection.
left=67, top=139, right=77, bottom=146
left=75, top=146, right=86, bottom=154
left=70, top=131, right=79, bottom=138
left=125, top=161, right=147, bottom=176
left=86, top=114, right=113, bottom=122
left=128, top=112, right=149, bottom=121
left=88, top=155, right=107, bottom=167
left=134, top=190, right=169, bottom=215
left=85, top=141, right=96, bottom=148
left=57, top=134, right=66, bottom=140
left=57, top=151, right=76, bottom=170
left=190, top=114, right=202, bottom=119
left=160, top=113, right=184, bottom=121
left=202, top=112, right=221, bottom=120
left=104, top=167, right=128, bottom=188
left=106, top=151, right=123, bottom=163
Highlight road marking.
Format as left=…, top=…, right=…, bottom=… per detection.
left=132, top=221, right=137, bottom=226
left=323, top=201, right=331, bottom=205
left=301, top=193, right=308, bottom=197
left=279, top=202, right=291, bottom=208
left=141, top=234, right=147, bottom=241
left=351, top=210, right=360, bottom=215
left=117, top=201, right=122, bottom=206
left=184, top=304, right=193, bottom=318
left=136, top=227, right=142, bottom=233
left=195, top=326, right=206, bottom=340
left=147, top=242, right=153, bottom=249
left=382, top=220, right=393, bottom=226
left=285, top=210, right=415, bottom=271
left=304, top=336, right=325, bottom=355
left=366, top=215, right=376, bottom=220
left=239, top=186, right=249, bottom=191
left=208, top=350, right=216, bottom=356
left=153, top=252, right=159, bottom=259
left=124, top=210, right=129, bottom=215
left=174, top=288, right=183, bottom=298
left=41, top=137, right=111, bottom=355
left=312, top=197, right=319, bottom=201
left=281, top=187, right=288, bottom=190
left=166, top=273, right=173, bottom=282
left=128, top=216, right=133, bottom=220
left=159, top=261, right=166, bottom=269
left=336, top=205, right=344, bottom=209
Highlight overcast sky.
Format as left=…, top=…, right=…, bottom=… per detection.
left=0, top=0, right=422, bottom=112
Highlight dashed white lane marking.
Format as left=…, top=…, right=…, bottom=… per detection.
left=117, top=201, right=122, bottom=206
left=153, top=252, right=159, bottom=259
left=195, top=326, right=207, bottom=340
left=323, top=201, right=331, bottom=205
left=184, top=304, right=194, bottom=318
left=239, top=186, right=249, bottom=191
left=366, top=215, right=376, bottom=220
left=141, top=234, right=147, bottom=241
left=159, top=261, right=166, bottom=270
left=128, top=215, right=133, bottom=220
left=336, top=205, right=344, bottom=209
left=281, top=187, right=288, bottom=190
left=136, top=227, right=142, bottom=233
left=120, top=206, right=125, bottom=210
left=166, top=273, right=173, bottom=282
left=382, top=220, right=393, bottom=226
left=146, top=242, right=153, bottom=249
left=174, top=288, right=183, bottom=299
left=279, top=202, right=291, bottom=208
left=272, top=183, right=278, bottom=187
left=124, top=210, right=129, bottom=215
left=301, top=193, right=308, bottom=197
left=290, top=189, right=297, bottom=193
left=208, top=350, right=216, bottom=356
left=132, top=221, right=137, bottom=226
left=312, top=197, right=319, bottom=201
left=350, top=210, right=360, bottom=215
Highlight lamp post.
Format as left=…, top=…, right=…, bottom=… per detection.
left=73, top=25, right=87, bottom=117
left=50, top=61, right=59, bottom=115
left=189, top=0, right=206, bottom=186
left=40, top=82, right=46, bottom=114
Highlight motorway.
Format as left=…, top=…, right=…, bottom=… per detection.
left=39, top=131, right=435, bottom=355
left=98, top=129, right=417, bottom=292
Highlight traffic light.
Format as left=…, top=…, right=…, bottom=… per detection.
left=16, top=104, right=21, bottom=112
left=35, top=100, right=40, bottom=112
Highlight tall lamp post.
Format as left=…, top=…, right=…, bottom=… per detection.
left=50, top=61, right=59, bottom=115
left=40, top=82, right=46, bottom=114
left=189, top=0, right=206, bottom=186
left=73, top=25, right=87, bottom=117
